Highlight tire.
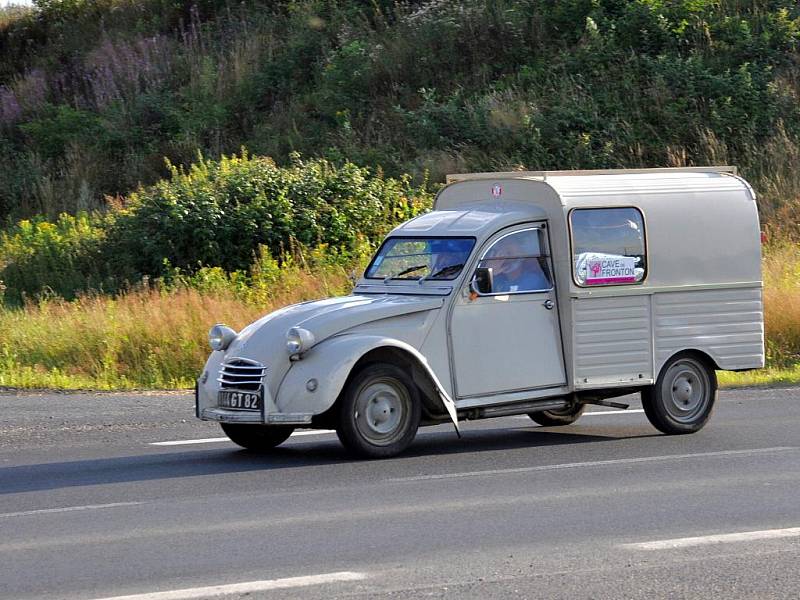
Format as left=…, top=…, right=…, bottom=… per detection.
left=336, top=363, right=421, bottom=459
left=528, top=402, right=586, bottom=426
left=642, top=353, right=717, bottom=434
left=220, top=423, right=295, bottom=451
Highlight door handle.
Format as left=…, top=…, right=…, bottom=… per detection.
left=543, top=299, right=554, bottom=310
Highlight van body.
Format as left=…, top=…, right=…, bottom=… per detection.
left=196, top=167, right=764, bottom=457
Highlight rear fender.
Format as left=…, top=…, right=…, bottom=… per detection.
left=275, top=335, right=459, bottom=431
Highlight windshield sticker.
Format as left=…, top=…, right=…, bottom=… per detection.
left=585, top=255, right=637, bottom=284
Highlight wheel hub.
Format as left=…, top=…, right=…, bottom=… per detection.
left=673, top=377, right=693, bottom=404
left=369, top=396, right=395, bottom=427
left=358, top=382, right=404, bottom=437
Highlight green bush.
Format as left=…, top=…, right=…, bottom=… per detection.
left=105, top=152, right=430, bottom=280
left=19, top=104, right=102, bottom=160
left=0, top=212, right=110, bottom=304
left=0, top=153, right=432, bottom=303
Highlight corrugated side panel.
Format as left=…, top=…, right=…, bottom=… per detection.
left=654, top=288, right=764, bottom=371
left=573, top=295, right=653, bottom=387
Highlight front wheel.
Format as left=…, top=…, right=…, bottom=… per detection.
left=528, top=402, right=586, bottom=426
left=336, top=363, right=421, bottom=458
left=642, top=353, right=717, bottom=434
left=220, top=423, right=295, bottom=451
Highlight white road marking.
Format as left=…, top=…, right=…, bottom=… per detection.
left=388, top=447, right=798, bottom=482
left=289, top=430, right=335, bottom=436
left=0, top=502, right=141, bottom=519
left=150, top=429, right=334, bottom=446
left=623, top=527, right=800, bottom=550
left=149, top=437, right=230, bottom=446
left=89, top=571, right=368, bottom=600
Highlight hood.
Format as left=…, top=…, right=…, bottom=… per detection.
left=213, top=293, right=444, bottom=400
left=227, top=294, right=444, bottom=358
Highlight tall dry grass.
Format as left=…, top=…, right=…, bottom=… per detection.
left=0, top=261, right=355, bottom=390
left=762, top=242, right=800, bottom=368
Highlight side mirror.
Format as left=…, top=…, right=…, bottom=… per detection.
left=472, top=267, right=494, bottom=295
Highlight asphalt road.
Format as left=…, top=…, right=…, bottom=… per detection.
left=0, top=386, right=798, bottom=600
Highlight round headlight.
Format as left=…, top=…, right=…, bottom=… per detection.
left=208, top=324, right=237, bottom=351
left=286, top=327, right=315, bottom=355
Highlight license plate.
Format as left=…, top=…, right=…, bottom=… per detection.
left=218, top=390, right=262, bottom=411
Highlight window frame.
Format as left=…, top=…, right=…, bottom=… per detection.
left=568, top=206, right=648, bottom=288
left=473, top=226, right=554, bottom=297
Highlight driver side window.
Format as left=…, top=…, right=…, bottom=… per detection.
left=478, top=229, right=552, bottom=294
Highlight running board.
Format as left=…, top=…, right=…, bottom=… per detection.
left=470, top=398, right=569, bottom=420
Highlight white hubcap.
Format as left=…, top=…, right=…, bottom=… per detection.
left=354, top=378, right=409, bottom=445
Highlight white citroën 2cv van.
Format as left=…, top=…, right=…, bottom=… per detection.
left=196, top=167, right=765, bottom=458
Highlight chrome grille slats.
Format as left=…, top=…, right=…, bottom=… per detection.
left=217, top=357, right=267, bottom=392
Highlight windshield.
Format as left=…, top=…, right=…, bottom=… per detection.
left=365, top=237, right=475, bottom=281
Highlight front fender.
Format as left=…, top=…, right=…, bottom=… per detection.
left=275, top=334, right=459, bottom=431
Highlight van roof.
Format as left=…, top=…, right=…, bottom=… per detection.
left=440, top=167, right=751, bottom=208
left=446, top=166, right=737, bottom=182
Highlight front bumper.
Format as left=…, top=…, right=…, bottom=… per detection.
left=200, top=407, right=313, bottom=425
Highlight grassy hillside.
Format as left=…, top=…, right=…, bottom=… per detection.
left=1, top=1, right=799, bottom=229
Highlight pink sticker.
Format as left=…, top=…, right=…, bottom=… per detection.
left=586, top=257, right=637, bottom=285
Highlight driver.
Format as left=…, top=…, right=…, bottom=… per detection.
left=491, top=238, right=549, bottom=293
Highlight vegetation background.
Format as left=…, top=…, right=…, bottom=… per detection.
left=0, top=0, right=798, bottom=389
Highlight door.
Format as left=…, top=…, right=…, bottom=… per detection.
left=450, top=225, right=566, bottom=398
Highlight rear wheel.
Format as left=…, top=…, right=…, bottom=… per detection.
left=642, top=353, right=717, bottom=434
left=528, top=402, right=586, bottom=426
left=336, top=363, right=421, bottom=458
left=220, top=423, right=295, bottom=451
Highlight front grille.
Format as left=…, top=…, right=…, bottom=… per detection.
left=217, top=358, right=267, bottom=392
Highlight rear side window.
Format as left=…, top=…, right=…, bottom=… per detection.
left=570, top=208, right=646, bottom=286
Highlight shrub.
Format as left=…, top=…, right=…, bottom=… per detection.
left=0, top=152, right=431, bottom=302
left=104, top=151, right=431, bottom=281
left=0, top=212, right=110, bottom=305
left=19, top=104, right=102, bottom=160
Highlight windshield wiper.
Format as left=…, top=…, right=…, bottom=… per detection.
left=422, top=263, right=464, bottom=281
left=384, top=264, right=428, bottom=283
